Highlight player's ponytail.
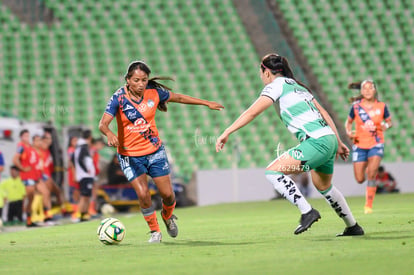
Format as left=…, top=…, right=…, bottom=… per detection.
left=348, top=79, right=378, bottom=103
left=125, top=61, right=174, bottom=112
left=148, top=77, right=174, bottom=112
left=261, top=54, right=312, bottom=94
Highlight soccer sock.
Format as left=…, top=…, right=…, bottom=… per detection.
left=161, top=200, right=176, bottom=221
left=89, top=200, right=97, bottom=215
left=141, top=206, right=160, bottom=232
left=265, top=171, right=312, bottom=214
left=319, top=185, right=356, bottom=227
left=365, top=180, right=377, bottom=208
left=80, top=212, right=89, bottom=220
left=26, top=214, right=32, bottom=225
left=44, top=207, right=52, bottom=219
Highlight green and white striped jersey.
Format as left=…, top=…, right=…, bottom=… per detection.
left=260, top=77, right=334, bottom=141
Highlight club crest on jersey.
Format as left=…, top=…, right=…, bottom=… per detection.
left=147, top=99, right=155, bottom=108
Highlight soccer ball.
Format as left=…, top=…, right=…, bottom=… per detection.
left=97, top=217, right=126, bottom=245
left=100, top=203, right=115, bottom=215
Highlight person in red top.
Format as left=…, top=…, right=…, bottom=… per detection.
left=32, top=134, right=53, bottom=221
left=12, top=130, right=42, bottom=226
left=99, top=61, right=224, bottom=243
left=375, top=166, right=399, bottom=193
left=345, top=80, right=392, bottom=214
left=88, top=137, right=105, bottom=216
left=40, top=131, right=64, bottom=215
left=67, top=135, right=80, bottom=219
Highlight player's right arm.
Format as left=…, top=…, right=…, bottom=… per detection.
left=99, top=114, right=119, bottom=147
left=12, top=149, right=30, bottom=172
left=99, top=93, right=120, bottom=147
left=345, top=105, right=356, bottom=141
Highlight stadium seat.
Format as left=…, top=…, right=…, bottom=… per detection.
left=276, top=0, right=414, bottom=162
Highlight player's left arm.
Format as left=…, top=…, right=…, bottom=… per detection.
left=168, top=92, right=224, bottom=110
left=313, top=99, right=349, bottom=161
left=382, top=104, right=392, bottom=131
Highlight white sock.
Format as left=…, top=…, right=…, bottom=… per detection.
left=265, top=171, right=312, bottom=214
left=320, top=185, right=356, bottom=227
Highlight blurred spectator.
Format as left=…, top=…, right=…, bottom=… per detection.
left=40, top=131, right=64, bottom=215
left=88, top=137, right=106, bottom=216
left=67, top=135, right=80, bottom=220
left=12, top=129, right=40, bottom=227
left=72, top=129, right=95, bottom=222
left=0, top=166, right=26, bottom=224
left=0, top=180, right=5, bottom=224
left=376, top=166, right=399, bottom=193
left=107, top=153, right=128, bottom=185
left=32, top=134, right=53, bottom=221
left=0, top=150, right=4, bottom=181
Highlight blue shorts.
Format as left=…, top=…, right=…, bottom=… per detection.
left=352, top=144, right=384, bottom=162
left=42, top=174, right=49, bottom=181
left=23, top=179, right=38, bottom=187
left=118, top=145, right=170, bottom=181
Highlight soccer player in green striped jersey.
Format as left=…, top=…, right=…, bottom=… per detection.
left=216, top=54, right=364, bottom=236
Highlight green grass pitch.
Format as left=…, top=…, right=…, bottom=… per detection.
left=1, top=193, right=413, bottom=274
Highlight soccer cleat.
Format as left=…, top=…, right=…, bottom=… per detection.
left=26, top=222, right=40, bottom=228
left=148, top=231, right=162, bottom=243
left=162, top=214, right=178, bottom=238
left=294, top=208, right=321, bottom=235
left=364, top=206, right=373, bottom=214
left=336, top=223, right=364, bottom=237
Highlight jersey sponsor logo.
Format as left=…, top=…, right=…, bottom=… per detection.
left=358, top=108, right=369, bottom=121
left=131, top=118, right=150, bottom=133
left=285, top=78, right=296, bottom=85
left=277, top=174, right=302, bottom=203
left=362, top=119, right=376, bottom=132
left=325, top=195, right=347, bottom=218
left=291, top=149, right=304, bottom=159
left=127, top=111, right=137, bottom=119
left=124, top=104, right=134, bottom=111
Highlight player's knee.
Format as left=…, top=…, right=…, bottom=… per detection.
left=139, top=194, right=152, bottom=209
left=356, top=177, right=365, bottom=184
left=160, top=192, right=175, bottom=205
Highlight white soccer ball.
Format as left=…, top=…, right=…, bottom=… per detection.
left=97, top=217, right=126, bottom=245
left=101, top=203, right=115, bottom=215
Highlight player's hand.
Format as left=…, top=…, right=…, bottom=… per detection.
left=346, top=130, right=357, bottom=144
left=216, top=132, right=229, bottom=152
left=207, top=101, right=224, bottom=111
left=22, top=166, right=31, bottom=172
left=346, top=130, right=356, bottom=139
left=337, top=142, right=350, bottom=161
left=107, top=133, right=119, bottom=147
